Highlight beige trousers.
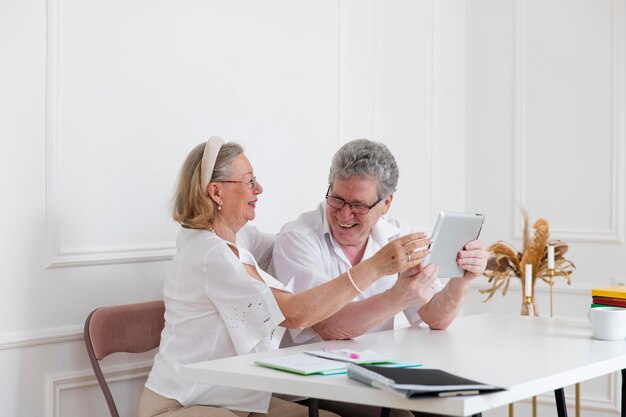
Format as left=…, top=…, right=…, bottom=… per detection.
left=138, top=388, right=340, bottom=417
left=314, top=399, right=424, bottom=417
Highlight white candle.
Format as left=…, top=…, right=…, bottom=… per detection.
left=547, top=244, right=555, bottom=269
left=525, top=264, right=532, bottom=297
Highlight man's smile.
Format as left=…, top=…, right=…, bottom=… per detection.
left=336, top=220, right=358, bottom=229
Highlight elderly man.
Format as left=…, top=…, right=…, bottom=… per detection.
left=270, top=139, right=487, bottom=417
left=271, top=139, right=488, bottom=343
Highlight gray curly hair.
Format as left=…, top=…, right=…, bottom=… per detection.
left=328, top=139, right=399, bottom=198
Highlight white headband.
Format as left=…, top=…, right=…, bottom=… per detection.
left=200, top=136, right=225, bottom=195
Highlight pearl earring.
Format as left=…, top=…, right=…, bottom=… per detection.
left=218, top=205, right=222, bottom=211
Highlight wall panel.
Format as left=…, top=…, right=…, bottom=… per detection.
left=46, top=362, right=151, bottom=417
left=374, top=0, right=435, bottom=229
left=46, top=0, right=340, bottom=267
left=466, top=1, right=626, bottom=416
left=339, top=0, right=466, bottom=230
left=514, top=0, right=624, bottom=243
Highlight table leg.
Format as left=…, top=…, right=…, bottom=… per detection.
left=380, top=407, right=390, bottom=417
left=575, top=382, right=580, bottom=417
left=554, top=388, right=568, bottom=417
left=621, top=369, right=626, bottom=417
left=308, top=398, right=319, bottom=417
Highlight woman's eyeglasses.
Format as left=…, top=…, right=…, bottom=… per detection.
left=214, top=177, right=257, bottom=189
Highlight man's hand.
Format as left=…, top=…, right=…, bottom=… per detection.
left=388, top=263, right=440, bottom=308
left=457, top=240, right=488, bottom=280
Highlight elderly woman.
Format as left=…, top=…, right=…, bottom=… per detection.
left=138, top=137, right=429, bottom=417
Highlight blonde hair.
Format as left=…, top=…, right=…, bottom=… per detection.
left=173, top=141, right=244, bottom=229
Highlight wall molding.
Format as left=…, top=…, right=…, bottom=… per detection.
left=45, top=361, right=152, bottom=417
left=427, top=0, right=435, bottom=223
left=0, top=325, right=83, bottom=350
left=335, top=0, right=342, bottom=150
left=44, top=0, right=175, bottom=269
left=512, top=0, right=625, bottom=244
left=47, top=245, right=175, bottom=269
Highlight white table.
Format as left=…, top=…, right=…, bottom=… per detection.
left=181, top=314, right=626, bottom=417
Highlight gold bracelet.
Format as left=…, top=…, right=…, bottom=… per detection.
left=346, top=268, right=363, bottom=294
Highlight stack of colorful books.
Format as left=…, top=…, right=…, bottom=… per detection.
left=591, top=286, right=626, bottom=308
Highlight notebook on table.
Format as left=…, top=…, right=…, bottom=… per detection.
left=347, top=364, right=504, bottom=398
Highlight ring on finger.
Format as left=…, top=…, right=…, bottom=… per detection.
left=406, top=252, right=411, bottom=262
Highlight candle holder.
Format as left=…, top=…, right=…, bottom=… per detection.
left=548, top=268, right=555, bottom=318
left=521, top=295, right=537, bottom=316
left=480, top=209, right=575, bottom=318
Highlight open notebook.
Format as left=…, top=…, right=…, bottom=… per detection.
left=255, top=349, right=420, bottom=375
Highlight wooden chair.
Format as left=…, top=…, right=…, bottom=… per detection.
left=84, top=300, right=165, bottom=417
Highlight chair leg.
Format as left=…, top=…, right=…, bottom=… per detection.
left=308, top=398, right=319, bottom=417
left=554, top=388, right=568, bottom=417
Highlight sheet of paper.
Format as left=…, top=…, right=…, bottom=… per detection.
left=302, top=349, right=395, bottom=364
left=255, top=353, right=346, bottom=375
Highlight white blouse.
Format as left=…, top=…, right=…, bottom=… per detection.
left=145, top=227, right=291, bottom=413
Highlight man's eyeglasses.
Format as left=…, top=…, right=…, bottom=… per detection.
left=214, top=177, right=257, bottom=189
left=325, top=187, right=383, bottom=214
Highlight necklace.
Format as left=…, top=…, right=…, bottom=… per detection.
left=208, top=225, right=216, bottom=234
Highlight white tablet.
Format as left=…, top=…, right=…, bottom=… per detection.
left=422, top=211, right=485, bottom=278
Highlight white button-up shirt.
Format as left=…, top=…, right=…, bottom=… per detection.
left=270, top=203, right=443, bottom=345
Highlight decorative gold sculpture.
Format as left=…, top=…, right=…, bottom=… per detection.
left=481, top=208, right=576, bottom=315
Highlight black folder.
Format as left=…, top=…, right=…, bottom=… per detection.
left=347, top=364, right=504, bottom=398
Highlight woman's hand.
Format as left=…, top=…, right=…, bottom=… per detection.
left=368, top=232, right=430, bottom=277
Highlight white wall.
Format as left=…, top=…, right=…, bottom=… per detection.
left=464, top=0, right=626, bottom=416
left=7, top=0, right=622, bottom=416
left=0, top=1, right=466, bottom=416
